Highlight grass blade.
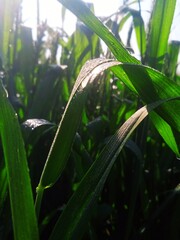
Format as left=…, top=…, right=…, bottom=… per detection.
left=166, top=41, right=180, bottom=79
left=35, top=59, right=121, bottom=216
left=150, top=112, right=179, bottom=156
left=146, top=0, right=177, bottom=69
left=58, top=0, right=180, bottom=133
left=0, top=163, right=7, bottom=213
left=0, top=82, right=39, bottom=240
left=49, top=97, right=179, bottom=240
left=129, top=8, right=146, bottom=57
left=117, top=64, right=180, bottom=132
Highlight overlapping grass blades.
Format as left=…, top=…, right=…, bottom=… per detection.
left=35, top=59, right=121, bottom=216
left=36, top=55, right=179, bottom=236
left=113, top=64, right=180, bottom=155
left=0, top=82, right=39, bottom=240
left=49, top=97, right=179, bottom=240
left=1, top=0, right=180, bottom=239
left=58, top=0, right=180, bottom=154
left=58, top=0, right=139, bottom=64
left=146, top=0, right=177, bottom=69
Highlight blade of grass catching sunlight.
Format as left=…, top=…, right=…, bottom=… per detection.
left=113, top=63, right=180, bottom=155
left=35, top=59, right=121, bottom=218
left=58, top=0, right=180, bottom=150
left=117, top=64, right=180, bottom=132
left=146, top=0, right=177, bottom=69
left=36, top=57, right=180, bottom=218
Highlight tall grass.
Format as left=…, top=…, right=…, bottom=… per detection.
left=0, top=0, right=180, bottom=239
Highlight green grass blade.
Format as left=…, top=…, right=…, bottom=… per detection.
left=117, top=64, right=180, bottom=132
left=129, top=8, right=146, bottom=56
left=112, top=63, right=180, bottom=154
left=166, top=41, right=180, bottom=79
left=0, top=163, right=7, bottom=213
left=150, top=112, right=179, bottom=156
left=49, top=97, right=178, bottom=240
left=0, top=82, right=39, bottom=240
left=35, top=59, right=121, bottom=216
left=58, top=0, right=139, bottom=64
left=146, top=0, right=176, bottom=69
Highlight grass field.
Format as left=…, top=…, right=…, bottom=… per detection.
left=0, top=0, right=180, bottom=239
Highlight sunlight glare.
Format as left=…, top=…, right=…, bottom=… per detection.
left=22, top=0, right=122, bottom=35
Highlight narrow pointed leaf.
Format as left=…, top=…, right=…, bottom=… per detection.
left=150, top=112, right=179, bottom=156
left=166, top=41, right=180, bottom=79
left=129, top=9, right=146, bottom=56
left=0, top=82, right=39, bottom=240
left=146, top=0, right=176, bottom=68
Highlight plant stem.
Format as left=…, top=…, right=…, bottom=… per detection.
left=35, top=186, right=44, bottom=220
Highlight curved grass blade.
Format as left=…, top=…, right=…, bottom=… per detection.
left=35, top=59, right=121, bottom=217
left=0, top=82, right=39, bottom=240
left=116, top=64, right=180, bottom=132
left=112, top=63, right=180, bottom=154
left=49, top=97, right=180, bottom=240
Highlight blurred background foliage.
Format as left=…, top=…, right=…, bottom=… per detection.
left=0, top=0, right=180, bottom=239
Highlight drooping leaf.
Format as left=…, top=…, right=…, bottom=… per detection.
left=116, top=64, right=180, bottom=132
left=49, top=97, right=179, bottom=240
left=35, top=58, right=121, bottom=217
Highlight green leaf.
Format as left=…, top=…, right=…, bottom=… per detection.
left=49, top=97, right=179, bottom=240
left=0, top=162, right=7, bottom=213
left=0, top=82, right=39, bottom=240
left=166, top=41, right=180, bottom=79
left=129, top=8, right=146, bottom=56
left=116, top=64, right=180, bottom=132
left=146, top=0, right=176, bottom=69
left=35, top=58, right=121, bottom=216
left=150, top=112, right=179, bottom=156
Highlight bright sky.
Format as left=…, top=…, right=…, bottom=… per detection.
left=22, top=0, right=123, bottom=35
left=22, top=0, right=180, bottom=41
